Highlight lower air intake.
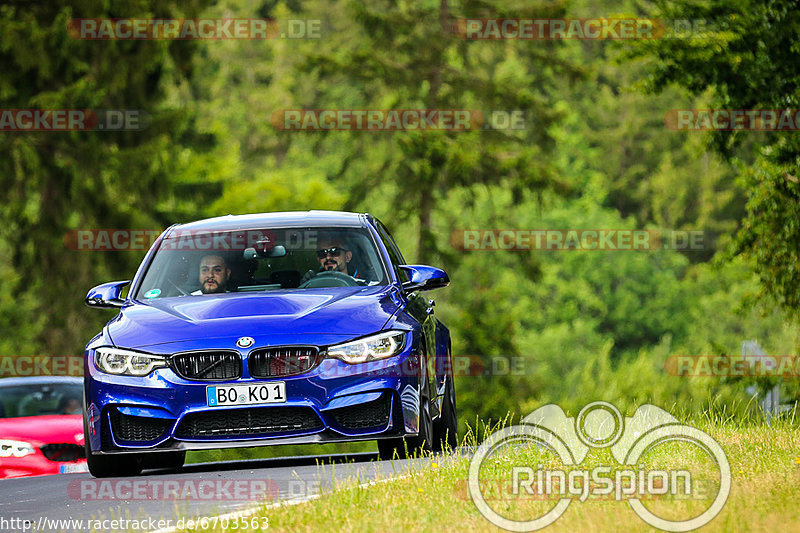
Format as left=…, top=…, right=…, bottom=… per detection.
left=328, top=395, right=391, bottom=430
left=175, top=406, right=323, bottom=438
left=110, top=410, right=173, bottom=442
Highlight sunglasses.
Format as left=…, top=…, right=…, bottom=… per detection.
left=316, top=247, right=347, bottom=259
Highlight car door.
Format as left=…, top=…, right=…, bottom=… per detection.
left=373, top=220, right=440, bottom=418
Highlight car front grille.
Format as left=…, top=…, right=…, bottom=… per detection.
left=40, top=443, right=85, bottom=462
left=175, top=406, right=323, bottom=438
left=327, top=394, right=391, bottom=430
left=248, top=347, right=321, bottom=378
left=171, top=351, right=242, bottom=381
left=110, top=409, right=173, bottom=442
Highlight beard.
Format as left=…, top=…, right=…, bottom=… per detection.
left=322, top=259, right=343, bottom=271
left=201, top=279, right=225, bottom=294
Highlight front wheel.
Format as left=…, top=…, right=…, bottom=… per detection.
left=433, top=376, right=458, bottom=452
left=84, top=415, right=143, bottom=478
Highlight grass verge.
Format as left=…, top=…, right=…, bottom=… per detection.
left=177, top=414, right=800, bottom=532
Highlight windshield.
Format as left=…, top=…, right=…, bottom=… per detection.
left=0, top=381, right=83, bottom=418
left=134, top=226, right=389, bottom=299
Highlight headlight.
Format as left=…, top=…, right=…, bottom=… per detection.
left=327, top=331, right=407, bottom=364
left=94, top=347, right=166, bottom=376
left=0, top=440, right=36, bottom=458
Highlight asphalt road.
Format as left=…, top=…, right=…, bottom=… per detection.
left=0, top=452, right=429, bottom=532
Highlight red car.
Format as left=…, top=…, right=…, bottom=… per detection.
left=0, top=376, right=87, bottom=478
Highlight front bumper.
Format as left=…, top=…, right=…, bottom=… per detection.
left=85, top=344, right=423, bottom=454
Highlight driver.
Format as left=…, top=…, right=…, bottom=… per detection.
left=316, top=237, right=357, bottom=276
left=300, top=236, right=359, bottom=284
left=192, top=254, right=231, bottom=295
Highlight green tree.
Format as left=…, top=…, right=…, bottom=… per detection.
left=548, top=0, right=747, bottom=263
left=0, top=1, right=216, bottom=353
left=632, top=0, right=800, bottom=315
left=297, top=0, right=581, bottom=262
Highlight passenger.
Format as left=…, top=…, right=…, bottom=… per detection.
left=194, top=254, right=231, bottom=294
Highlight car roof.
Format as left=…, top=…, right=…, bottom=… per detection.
left=167, top=211, right=370, bottom=234
left=0, top=376, right=82, bottom=387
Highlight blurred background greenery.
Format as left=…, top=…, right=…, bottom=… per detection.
left=1, top=0, right=799, bottom=460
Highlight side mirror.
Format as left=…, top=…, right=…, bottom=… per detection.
left=85, top=280, right=130, bottom=308
left=398, top=265, right=450, bottom=293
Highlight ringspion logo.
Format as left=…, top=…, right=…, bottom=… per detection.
left=469, top=402, right=730, bottom=531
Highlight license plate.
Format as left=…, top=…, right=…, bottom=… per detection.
left=60, top=462, right=89, bottom=474
left=206, top=382, right=286, bottom=407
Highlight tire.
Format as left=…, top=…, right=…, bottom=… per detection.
left=377, top=392, right=434, bottom=460
left=142, top=451, right=186, bottom=472
left=84, top=414, right=143, bottom=478
left=433, top=376, right=458, bottom=452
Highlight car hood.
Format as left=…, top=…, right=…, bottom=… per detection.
left=106, top=285, right=404, bottom=349
left=0, top=415, right=84, bottom=446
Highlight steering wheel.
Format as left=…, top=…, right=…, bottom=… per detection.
left=298, top=270, right=360, bottom=288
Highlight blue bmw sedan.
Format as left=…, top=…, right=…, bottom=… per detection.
left=83, top=211, right=456, bottom=477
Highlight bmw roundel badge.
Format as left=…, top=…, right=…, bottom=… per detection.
left=236, top=336, right=255, bottom=349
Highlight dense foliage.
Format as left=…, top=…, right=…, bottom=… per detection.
left=1, top=0, right=798, bottom=444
